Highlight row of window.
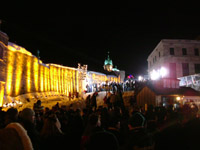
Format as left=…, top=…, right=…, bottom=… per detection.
left=170, top=48, right=199, bottom=56
left=169, top=63, right=200, bottom=78
left=150, top=48, right=200, bottom=68
left=182, top=63, right=200, bottom=76
left=151, top=52, right=161, bottom=65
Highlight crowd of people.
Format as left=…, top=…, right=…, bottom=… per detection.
left=0, top=92, right=200, bottom=150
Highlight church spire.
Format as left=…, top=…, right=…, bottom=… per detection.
left=107, top=51, right=110, bottom=60
left=103, top=51, right=113, bottom=72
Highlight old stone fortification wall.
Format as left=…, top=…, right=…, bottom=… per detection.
left=1, top=44, right=79, bottom=97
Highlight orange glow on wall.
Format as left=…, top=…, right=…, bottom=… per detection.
left=6, top=51, right=14, bottom=95
left=0, top=43, right=80, bottom=105
left=33, top=58, right=39, bottom=91
left=70, top=71, right=73, bottom=93
left=73, top=70, right=76, bottom=93
left=66, top=70, right=69, bottom=96
left=0, top=81, right=5, bottom=107
left=50, top=66, right=54, bottom=91
left=61, top=69, right=64, bottom=93
left=44, top=67, right=48, bottom=92
left=15, top=53, right=23, bottom=95
left=76, top=70, right=79, bottom=92
left=40, top=66, right=44, bottom=92
left=47, top=67, right=50, bottom=91
left=53, top=67, right=57, bottom=92
left=26, top=56, right=31, bottom=92
left=8, top=43, right=32, bottom=56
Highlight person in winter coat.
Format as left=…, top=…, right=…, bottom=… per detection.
left=19, top=108, right=41, bottom=150
left=0, top=122, right=33, bottom=150
left=40, top=114, right=65, bottom=150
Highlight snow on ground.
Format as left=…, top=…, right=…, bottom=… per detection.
left=2, top=91, right=134, bottom=111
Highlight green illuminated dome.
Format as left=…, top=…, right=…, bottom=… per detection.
left=104, top=54, right=113, bottom=66
left=104, top=51, right=113, bottom=72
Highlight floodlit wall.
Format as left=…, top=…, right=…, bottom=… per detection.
left=0, top=41, right=80, bottom=97
left=0, top=39, right=121, bottom=106
left=0, top=81, right=5, bottom=106
left=87, top=71, right=120, bottom=84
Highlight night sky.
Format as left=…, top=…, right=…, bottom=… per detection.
left=1, top=5, right=200, bottom=77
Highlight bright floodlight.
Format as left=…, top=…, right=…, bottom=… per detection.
left=176, top=97, right=181, bottom=101
left=138, top=76, right=143, bottom=81
left=150, top=67, right=168, bottom=80
left=150, top=70, right=160, bottom=80
left=160, top=67, right=167, bottom=77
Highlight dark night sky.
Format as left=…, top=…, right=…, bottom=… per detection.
left=1, top=4, right=200, bottom=77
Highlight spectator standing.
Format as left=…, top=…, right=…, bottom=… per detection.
left=0, top=123, right=33, bottom=150
left=40, top=114, right=65, bottom=150
left=33, top=100, right=44, bottom=115
left=91, top=92, right=98, bottom=111
left=19, top=108, right=41, bottom=150
left=81, top=113, right=102, bottom=150
left=124, top=112, right=153, bottom=150
left=85, top=95, right=91, bottom=109
left=4, top=107, right=18, bottom=126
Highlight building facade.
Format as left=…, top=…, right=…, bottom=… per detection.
left=0, top=31, right=122, bottom=107
left=147, top=39, right=200, bottom=79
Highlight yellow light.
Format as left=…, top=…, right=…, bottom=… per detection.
left=15, top=53, right=23, bottom=95
left=44, top=67, right=47, bottom=91
left=47, top=67, right=50, bottom=91
left=4, top=42, right=90, bottom=99
left=92, top=74, right=95, bottom=80
left=73, top=70, right=76, bottom=93
left=34, top=58, right=39, bottom=91
left=50, top=66, right=54, bottom=91
left=58, top=68, right=61, bottom=93
left=8, top=43, right=33, bottom=56
left=0, top=82, right=5, bottom=107
left=176, top=97, right=181, bottom=101
left=54, top=67, right=57, bottom=92
left=63, top=69, right=65, bottom=93
left=6, top=51, right=14, bottom=95
left=26, top=56, right=31, bottom=92
left=70, top=71, right=73, bottom=94
left=56, top=68, right=59, bottom=92
left=61, top=68, right=63, bottom=93
left=66, top=70, right=69, bottom=96
left=40, top=66, right=44, bottom=91
left=76, top=70, right=79, bottom=93
left=60, top=69, right=63, bottom=93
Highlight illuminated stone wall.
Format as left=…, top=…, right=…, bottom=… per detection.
left=0, top=39, right=121, bottom=105
left=0, top=41, right=80, bottom=98
left=87, top=71, right=120, bottom=84
left=0, top=81, right=5, bottom=106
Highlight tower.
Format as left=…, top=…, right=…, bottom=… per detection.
left=103, top=51, right=113, bottom=72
